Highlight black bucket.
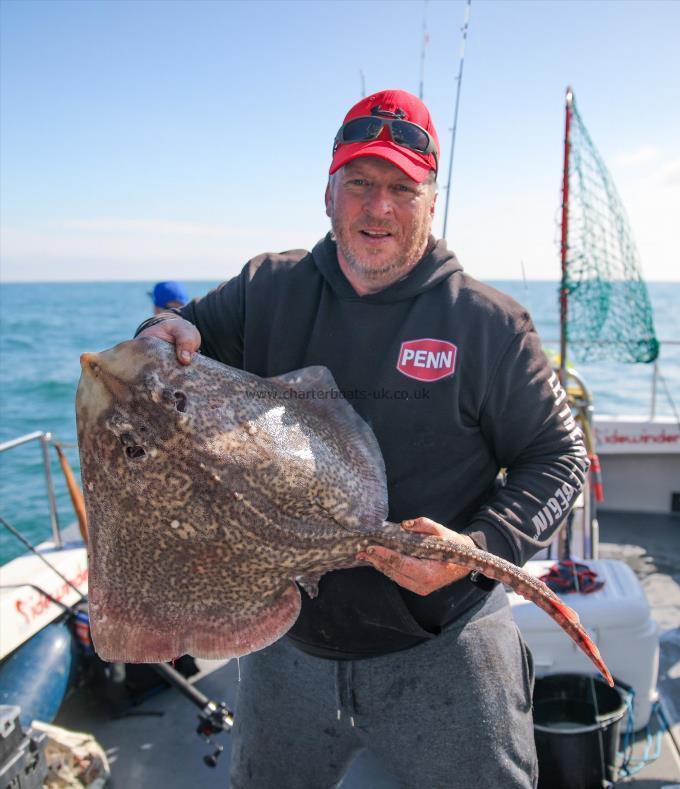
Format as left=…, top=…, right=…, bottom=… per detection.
left=533, top=674, right=627, bottom=789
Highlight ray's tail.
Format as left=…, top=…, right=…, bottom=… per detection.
left=372, top=524, right=614, bottom=687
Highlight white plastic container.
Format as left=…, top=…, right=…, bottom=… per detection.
left=508, top=559, right=659, bottom=730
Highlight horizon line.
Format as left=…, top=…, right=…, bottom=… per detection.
left=3, top=277, right=680, bottom=285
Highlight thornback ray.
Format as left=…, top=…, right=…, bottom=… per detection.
left=75, top=337, right=613, bottom=687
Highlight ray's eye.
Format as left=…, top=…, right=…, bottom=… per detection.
left=120, top=432, right=134, bottom=446
left=126, top=445, right=146, bottom=460
left=174, top=391, right=187, bottom=413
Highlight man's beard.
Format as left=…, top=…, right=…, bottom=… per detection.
left=331, top=218, right=431, bottom=282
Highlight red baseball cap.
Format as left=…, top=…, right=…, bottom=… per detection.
left=329, top=89, right=439, bottom=184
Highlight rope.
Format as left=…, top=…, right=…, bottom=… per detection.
left=617, top=691, right=665, bottom=778
left=540, top=560, right=604, bottom=594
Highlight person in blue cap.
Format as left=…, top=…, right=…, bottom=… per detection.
left=150, top=281, right=189, bottom=314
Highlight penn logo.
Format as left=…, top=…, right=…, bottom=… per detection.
left=396, top=339, right=458, bottom=382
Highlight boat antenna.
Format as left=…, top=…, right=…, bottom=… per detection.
left=418, top=0, right=429, bottom=99
left=359, top=69, right=366, bottom=98
left=442, top=0, right=472, bottom=240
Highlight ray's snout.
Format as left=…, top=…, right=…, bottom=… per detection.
left=79, top=350, right=131, bottom=402
left=80, top=352, right=100, bottom=374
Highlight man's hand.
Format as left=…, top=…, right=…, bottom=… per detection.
left=357, top=517, right=476, bottom=596
left=138, top=314, right=202, bottom=365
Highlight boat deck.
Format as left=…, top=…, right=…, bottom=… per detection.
left=598, top=509, right=680, bottom=786
left=53, top=510, right=680, bottom=788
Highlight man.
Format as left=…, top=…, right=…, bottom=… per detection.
left=149, top=280, right=189, bottom=314
left=136, top=89, right=588, bottom=788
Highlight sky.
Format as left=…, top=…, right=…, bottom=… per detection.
left=1, top=0, right=678, bottom=283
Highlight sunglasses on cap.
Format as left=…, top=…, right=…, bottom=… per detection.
left=333, top=107, right=438, bottom=172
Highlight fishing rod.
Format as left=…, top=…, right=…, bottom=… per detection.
left=418, top=0, right=429, bottom=100
left=0, top=583, right=76, bottom=614
left=53, top=441, right=89, bottom=543
left=0, top=513, right=85, bottom=598
left=152, top=662, right=234, bottom=767
left=442, top=0, right=472, bottom=240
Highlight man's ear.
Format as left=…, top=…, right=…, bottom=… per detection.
left=430, top=189, right=438, bottom=218
left=324, top=180, right=332, bottom=218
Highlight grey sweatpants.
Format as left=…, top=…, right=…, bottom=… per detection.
left=229, top=585, right=537, bottom=789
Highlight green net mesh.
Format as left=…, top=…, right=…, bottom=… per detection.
left=562, top=95, right=659, bottom=363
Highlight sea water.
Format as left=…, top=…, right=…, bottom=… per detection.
left=1, top=280, right=678, bottom=563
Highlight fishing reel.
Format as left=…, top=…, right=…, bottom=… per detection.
left=196, top=700, right=234, bottom=768
left=150, top=662, right=234, bottom=768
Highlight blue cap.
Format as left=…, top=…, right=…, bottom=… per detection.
left=150, top=281, right=189, bottom=308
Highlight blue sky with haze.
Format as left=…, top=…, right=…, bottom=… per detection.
left=1, top=0, right=678, bottom=282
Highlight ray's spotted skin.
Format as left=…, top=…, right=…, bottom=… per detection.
left=76, top=337, right=613, bottom=686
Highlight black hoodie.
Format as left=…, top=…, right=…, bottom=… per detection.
left=171, top=233, right=588, bottom=658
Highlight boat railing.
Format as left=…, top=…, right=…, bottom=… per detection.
left=648, top=342, right=680, bottom=420
left=541, top=338, right=680, bottom=422
left=0, top=431, right=64, bottom=548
